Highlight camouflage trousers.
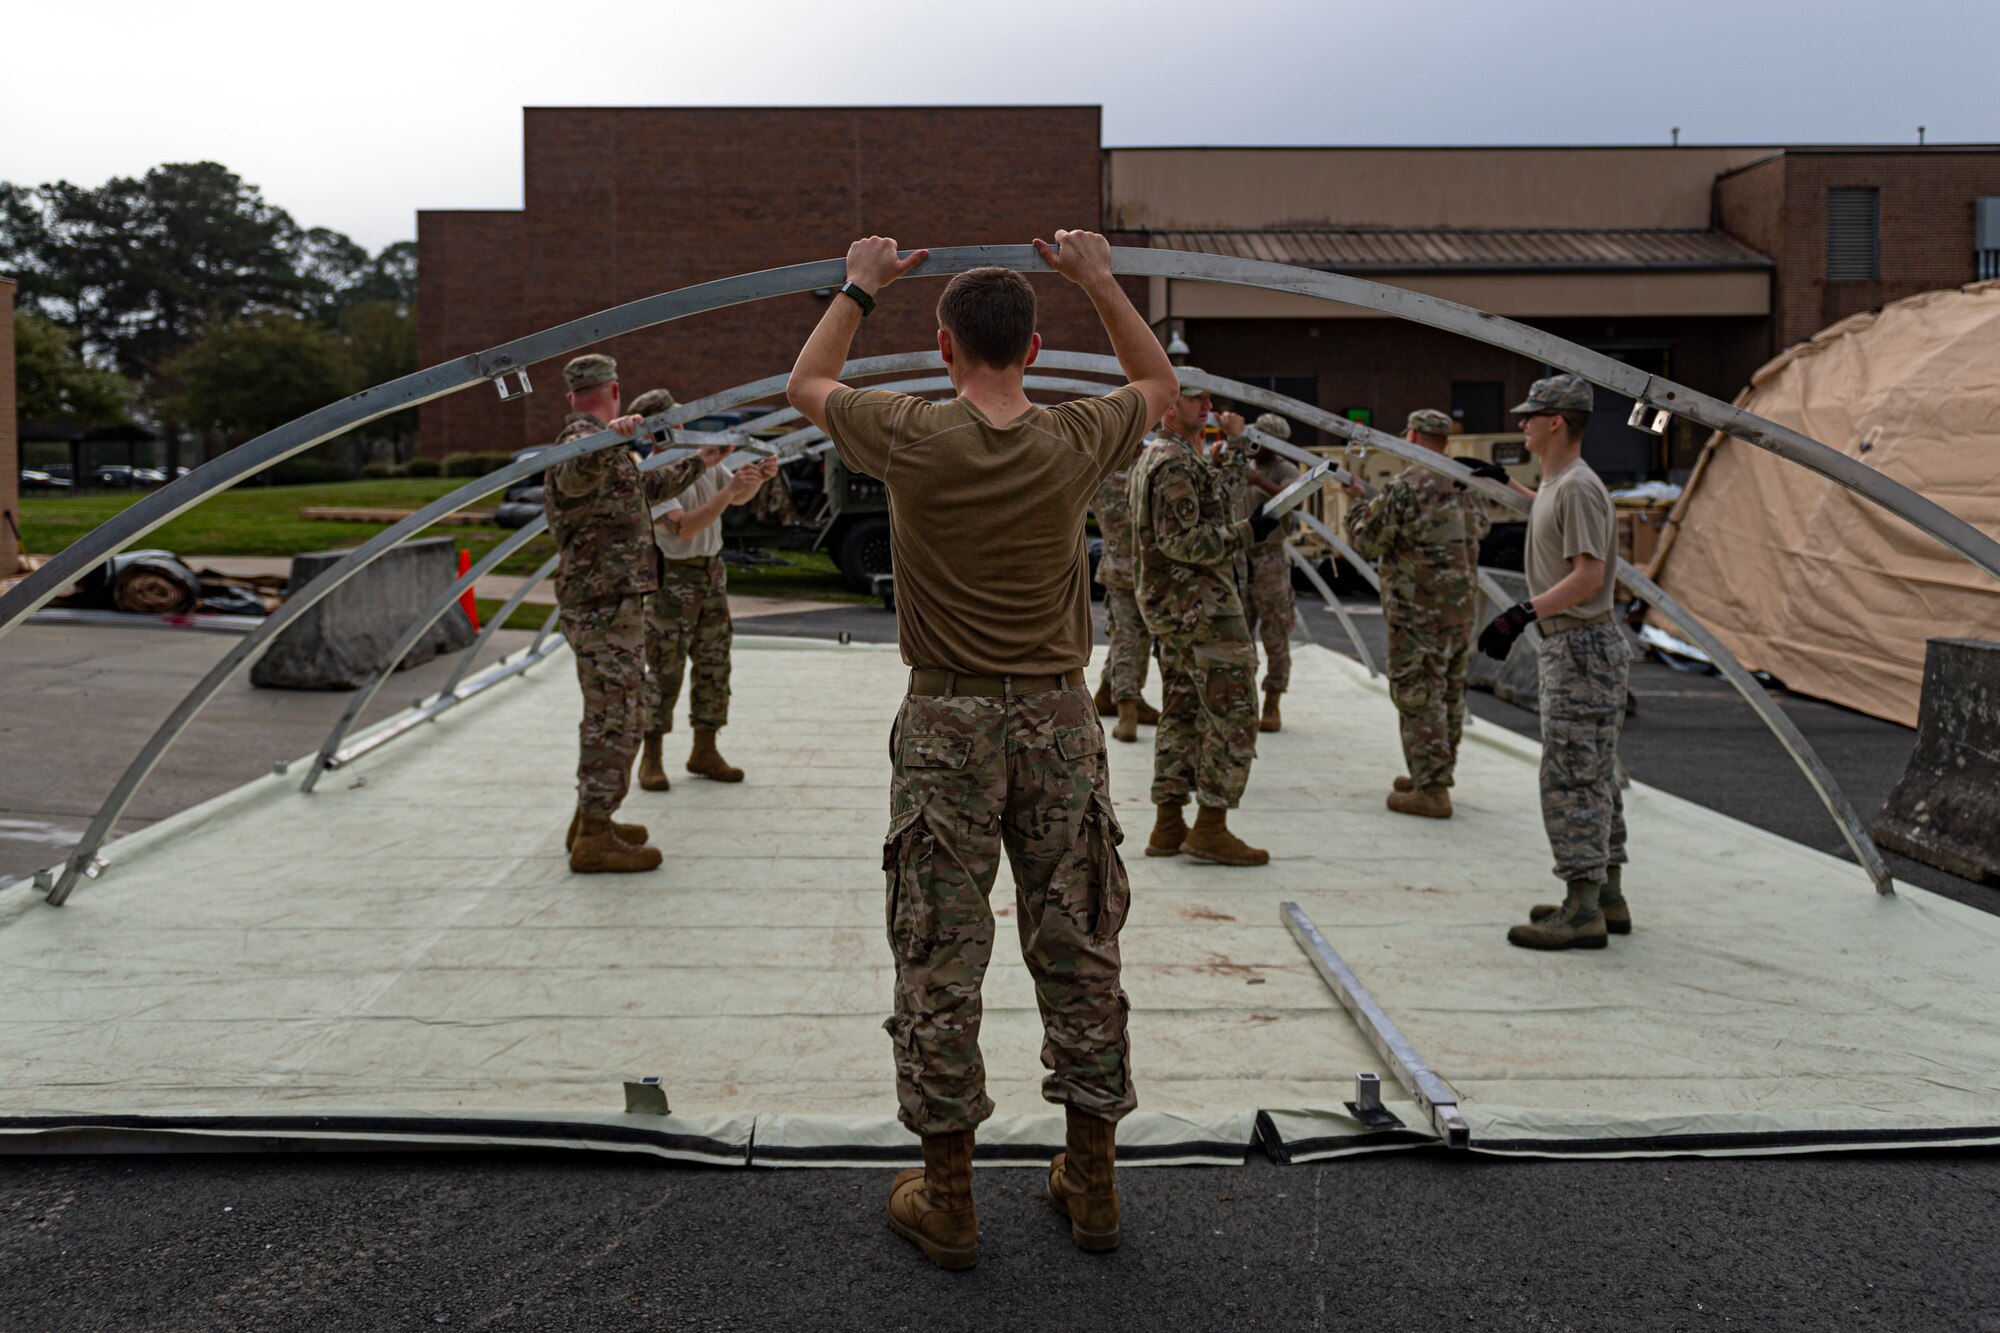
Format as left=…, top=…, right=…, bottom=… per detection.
left=1244, top=544, right=1296, bottom=694
left=883, top=681, right=1135, bottom=1136
left=645, top=555, right=731, bottom=733
left=1097, top=583, right=1152, bottom=703
left=1536, top=620, right=1631, bottom=883
left=1152, top=623, right=1259, bottom=809
left=559, top=594, right=646, bottom=817
left=1387, top=619, right=1472, bottom=791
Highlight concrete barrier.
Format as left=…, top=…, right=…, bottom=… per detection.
left=1873, top=637, right=2000, bottom=883
left=1468, top=569, right=1542, bottom=710
left=251, top=537, right=477, bottom=690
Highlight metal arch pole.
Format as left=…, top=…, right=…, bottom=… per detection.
left=1043, top=354, right=1891, bottom=891
left=1294, top=511, right=1381, bottom=594
left=1282, top=901, right=1469, bottom=1148
left=531, top=603, right=563, bottom=656
left=10, top=245, right=1994, bottom=645
left=299, top=520, right=549, bottom=793
left=437, top=553, right=562, bottom=699
left=44, top=431, right=692, bottom=904
left=1285, top=542, right=1377, bottom=678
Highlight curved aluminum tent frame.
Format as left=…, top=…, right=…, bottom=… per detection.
left=17, top=250, right=1925, bottom=900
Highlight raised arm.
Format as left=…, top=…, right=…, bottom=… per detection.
left=786, top=236, right=930, bottom=433
left=1033, top=230, right=1178, bottom=422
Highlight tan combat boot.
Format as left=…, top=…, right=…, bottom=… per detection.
left=1112, top=699, right=1140, bottom=744
left=1048, top=1106, right=1120, bottom=1252
left=1258, top=689, right=1282, bottom=734
left=637, top=732, right=671, bottom=792
left=1508, top=880, right=1608, bottom=950
left=1092, top=680, right=1117, bottom=718
left=1533, top=865, right=1631, bottom=934
left=1386, top=786, right=1452, bottom=819
left=685, top=727, right=744, bottom=782
left=568, top=812, right=663, bottom=873
left=565, top=808, right=649, bottom=851
left=1134, top=696, right=1161, bottom=726
left=1393, top=775, right=1415, bottom=793
left=1180, top=806, right=1269, bottom=866
left=887, top=1130, right=979, bottom=1270
left=1145, top=801, right=1187, bottom=857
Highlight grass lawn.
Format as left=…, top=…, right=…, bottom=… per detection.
left=19, top=479, right=859, bottom=601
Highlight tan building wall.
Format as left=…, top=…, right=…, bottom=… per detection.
left=1105, top=146, right=1777, bottom=231
left=2, top=279, right=17, bottom=577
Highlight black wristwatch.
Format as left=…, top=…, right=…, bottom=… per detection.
left=837, top=281, right=876, bottom=316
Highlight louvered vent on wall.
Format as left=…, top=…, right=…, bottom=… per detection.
left=1827, top=187, right=1881, bottom=281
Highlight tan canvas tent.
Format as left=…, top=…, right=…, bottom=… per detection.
left=1649, top=279, right=2000, bottom=726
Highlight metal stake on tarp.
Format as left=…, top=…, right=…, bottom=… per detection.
left=1281, top=901, right=1470, bottom=1149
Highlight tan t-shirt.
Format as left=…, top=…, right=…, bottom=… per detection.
left=654, top=466, right=726, bottom=561
left=1526, top=457, right=1616, bottom=631
left=825, top=385, right=1153, bottom=674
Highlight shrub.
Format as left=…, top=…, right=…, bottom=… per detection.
left=442, top=451, right=516, bottom=478
left=361, top=461, right=401, bottom=479
left=267, top=456, right=355, bottom=486
left=401, top=455, right=442, bottom=477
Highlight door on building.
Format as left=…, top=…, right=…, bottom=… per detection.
left=1548, top=345, right=1669, bottom=485
left=1229, top=375, right=1320, bottom=445
left=1451, top=381, right=1506, bottom=434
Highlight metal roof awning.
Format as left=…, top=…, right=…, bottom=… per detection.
left=1143, top=227, right=1773, bottom=274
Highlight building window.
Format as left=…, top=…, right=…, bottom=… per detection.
left=1826, top=187, right=1881, bottom=281
left=1231, top=375, right=1319, bottom=444
left=1977, top=198, right=2000, bottom=281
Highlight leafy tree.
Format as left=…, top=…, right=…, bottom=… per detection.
left=13, top=313, right=137, bottom=425
left=339, top=299, right=419, bottom=444
left=162, top=313, right=360, bottom=443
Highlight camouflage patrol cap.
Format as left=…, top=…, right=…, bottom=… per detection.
left=627, top=388, right=677, bottom=417
left=1252, top=412, right=1292, bottom=440
left=1175, top=369, right=1210, bottom=397
left=562, top=353, right=618, bottom=392
left=1406, top=408, right=1454, bottom=437
left=1510, top=374, right=1593, bottom=415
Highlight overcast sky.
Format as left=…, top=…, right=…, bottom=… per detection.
left=5, top=0, right=1995, bottom=252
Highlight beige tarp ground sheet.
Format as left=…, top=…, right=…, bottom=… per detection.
left=1650, top=279, right=2000, bottom=726
left=3, top=637, right=1999, bottom=1162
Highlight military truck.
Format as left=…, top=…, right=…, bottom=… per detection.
left=1293, top=431, right=1542, bottom=580
left=816, top=453, right=892, bottom=592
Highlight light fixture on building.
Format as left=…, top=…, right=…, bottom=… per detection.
left=1165, top=330, right=1190, bottom=359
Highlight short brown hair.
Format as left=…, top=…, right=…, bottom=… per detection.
left=1558, top=410, right=1591, bottom=439
left=936, top=267, right=1037, bottom=368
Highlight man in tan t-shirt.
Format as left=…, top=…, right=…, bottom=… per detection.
left=1476, top=374, right=1632, bottom=952
left=788, top=231, right=1177, bottom=1270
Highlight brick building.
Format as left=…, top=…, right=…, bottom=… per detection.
left=418, top=110, right=2000, bottom=482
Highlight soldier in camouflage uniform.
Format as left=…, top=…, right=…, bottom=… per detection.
left=1475, top=375, right=1633, bottom=951
left=1239, top=413, right=1302, bottom=734
left=1345, top=408, right=1492, bottom=819
left=787, top=232, right=1181, bottom=1267
left=1131, top=380, right=1274, bottom=867
left=624, top=388, right=776, bottom=791
left=543, top=355, right=705, bottom=873
left=1089, top=435, right=1160, bottom=744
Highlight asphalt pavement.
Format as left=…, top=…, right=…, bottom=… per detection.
left=2, top=599, right=1997, bottom=1331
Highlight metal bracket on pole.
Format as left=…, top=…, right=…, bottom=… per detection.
left=1282, top=901, right=1470, bottom=1148
left=1345, top=1072, right=1406, bottom=1132
left=492, top=368, right=532, bottom=401
left=623, top=1076, right=670, bottom=1115
left=1627, top=400, right=1672, bottom=436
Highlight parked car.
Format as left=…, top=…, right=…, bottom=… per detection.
left=19, top=469, right=73, bottom=491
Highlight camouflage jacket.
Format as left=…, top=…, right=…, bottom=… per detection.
left=543, top=413, right=702, bottom=604
left=1232, top=450, right=1300, bottom=548
left=1130, top=428, right=1251, bottom=639
left=1345, top=463, right=1492, bottom=631
left=1092, top=466, right=1137, bottom=590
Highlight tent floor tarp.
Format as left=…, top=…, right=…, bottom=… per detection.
left=3, top=638, right=1997, bottom=1164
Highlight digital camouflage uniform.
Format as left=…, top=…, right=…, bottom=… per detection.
left=1131, top=427, right=1258, bottom=808
left=1241, top=448, right=1301, bottom=695
left=1538, top=621, right=1630, bottom=882
left=1347, top=453, right=1491, bottom=792
left=626, top=387, right=732, bottom=737
left=1091, top=464, right=1151, bottom=703
left=544, top=390, right=702, bottom=817
left=643, top=552, right=732, bottom=733
left=884, top=683, right=1133, bottom=1134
